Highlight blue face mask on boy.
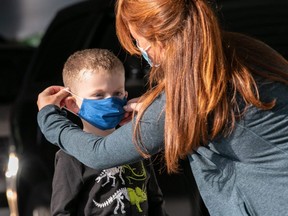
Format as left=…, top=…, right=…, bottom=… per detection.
left=78, top=97, right=127, bottom=130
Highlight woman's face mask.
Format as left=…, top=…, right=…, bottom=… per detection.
left=136, top=41, right=159, bottom=67
left=78, top=96, right=127, bottom=130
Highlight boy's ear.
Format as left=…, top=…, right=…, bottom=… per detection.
left=125, top=91, right=128, bottom=99
left=64, top=96, right=80, bottom=114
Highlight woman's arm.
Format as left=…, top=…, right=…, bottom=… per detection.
left=37, top=93, right=165, bottom=170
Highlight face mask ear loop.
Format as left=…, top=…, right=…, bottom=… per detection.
left=62, top=88, right=83, bottom=116
left=63, top=88, right=83, bottom=101
left=144, top=44, right=151, bottom=51
left=136, top=40, right=151, bottom=52
left=136, top=41, right=160, bottom=67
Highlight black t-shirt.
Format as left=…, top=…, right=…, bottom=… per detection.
left=51, top=150, right=167, bottom=216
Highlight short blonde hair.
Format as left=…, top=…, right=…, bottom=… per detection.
left=63, top=48, right=124, bottom=88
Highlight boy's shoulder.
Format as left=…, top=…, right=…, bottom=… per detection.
left=55, top=149, right=84, bottom=167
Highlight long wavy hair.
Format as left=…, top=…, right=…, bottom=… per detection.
left=115, top=0, right=288, bottom=173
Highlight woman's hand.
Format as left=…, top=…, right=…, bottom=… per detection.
left=37, top=86, right=70, bottom=111
left=119, top=97, right=143, bottom=126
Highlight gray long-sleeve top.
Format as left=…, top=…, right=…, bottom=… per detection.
left=38, top=77, right=288, bottom=216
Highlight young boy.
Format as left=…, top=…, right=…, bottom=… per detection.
left=50, top=48, right=167, bottom=215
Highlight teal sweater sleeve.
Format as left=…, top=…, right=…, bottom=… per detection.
left=37, top=93, right=166, bottom=170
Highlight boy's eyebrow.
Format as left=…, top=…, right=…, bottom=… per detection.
left=89, top=89, right=105, bottom=94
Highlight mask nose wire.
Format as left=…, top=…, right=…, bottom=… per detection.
left=63, top=88, right=83, bottom=101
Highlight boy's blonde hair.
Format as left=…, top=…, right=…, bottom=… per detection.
left=63, top=48, right=124, bottom=89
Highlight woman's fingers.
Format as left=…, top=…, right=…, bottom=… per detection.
left=37, top=86, right=70, bottom=110
left=127, top=97, right=140, bottom=104
left=124, top=97, right=142, bottom=112
left=119, top=112, right=133, bottom=126
left=119, top=97, right=142, bottom=126
left=124, top=101, right=142, bottom=112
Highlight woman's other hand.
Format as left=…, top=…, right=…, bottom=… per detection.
left=119, top=97, right=143, bottom=126
left=37, top=86, right=70, bottom=111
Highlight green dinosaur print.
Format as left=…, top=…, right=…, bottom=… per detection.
left=123, top=162, right=147, bottom=184
left=127, top=187, right=147, bottom=212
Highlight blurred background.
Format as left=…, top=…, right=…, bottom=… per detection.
left=0, top=0, right=287, bottom=216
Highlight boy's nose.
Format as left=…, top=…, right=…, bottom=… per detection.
left=104, top=95, right=113, bottom=99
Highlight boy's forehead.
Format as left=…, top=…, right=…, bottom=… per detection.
left=80, top=68, right=124, bottom=77
left=72, top=74, right=125, bottom=97
left=76, top=69, right=125, bottom=88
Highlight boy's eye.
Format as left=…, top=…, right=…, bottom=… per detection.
left=95, top=93, right=104, bottom=99
left=114, top=92, right=123, bottom=97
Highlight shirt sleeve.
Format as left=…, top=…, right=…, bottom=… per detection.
left=37, top=93, right=166, bottom=170
left=51, top=150, right=84, bottom=216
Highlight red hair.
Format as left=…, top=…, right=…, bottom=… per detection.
left=116, top=0, right=288, bottom=173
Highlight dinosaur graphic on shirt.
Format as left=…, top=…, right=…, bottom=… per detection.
left=93, top=187, right=147, bottom=213
left=127, top=186, right=147, bottom=212
left=95, top=166, right=125, bottom=187
left=95, top=162, right=147, bottom=187
left=123, top=162, right=147, bottom=184
left=93, top=188, right=128, bottom=214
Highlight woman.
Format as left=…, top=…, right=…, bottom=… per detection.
left=37, top=0, right=288, bottom=215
